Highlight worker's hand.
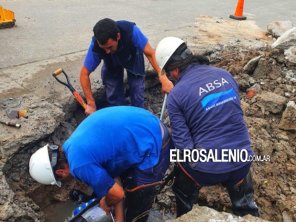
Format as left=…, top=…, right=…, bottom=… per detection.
left=159, top=74, right=174, bottom=94
left=85, top=103, right=96, bottom=115
left=99, top=197, right=112, bottom=214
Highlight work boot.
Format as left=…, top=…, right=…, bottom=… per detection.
left=172, top=165, right=200, bottom=217
left=226, top=173, right=260, bottom=217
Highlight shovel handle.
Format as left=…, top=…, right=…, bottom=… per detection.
left=52, top=68, right=63, bottom=76
left=73, top=91, right=87, bottom=110
left=160, top=94, right=168, bottom=122
left=52, top=68, right=87, bottom=110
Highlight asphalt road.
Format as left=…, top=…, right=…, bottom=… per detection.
left=0, top=0, right=295, bottom=69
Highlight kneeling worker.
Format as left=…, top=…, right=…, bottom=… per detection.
left=155, top=37, right=259, bottom=217
left=29, top=106, right=173, bottom=222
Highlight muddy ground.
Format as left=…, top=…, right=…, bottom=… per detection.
left=1, top=17, right=295, bottom=222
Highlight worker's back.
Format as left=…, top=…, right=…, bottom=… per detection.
left=168, top=64, right=253, bottom=173
left=63, top=106, right=163, bottom=199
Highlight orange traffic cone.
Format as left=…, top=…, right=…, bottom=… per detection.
left=230, top=0, right=247, bottom=20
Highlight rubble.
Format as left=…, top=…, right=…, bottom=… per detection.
left=284, top=46, right=296, bottom=64
left=243, top=56, right=262, bottom=75
left=284, top=70, right=296, bottom=83
left=279, top=101, right=296, bottom=130
left=255, top=92, right=287, bottom=114
left=267, top=21, right=294, bottom=38
left=252, top=58, right=282, bottom=80
left=272, top=27, right=296, bottom=50
left=0, top=203, right=14, bottom=221
left=168, top=206, right=269, bottom=222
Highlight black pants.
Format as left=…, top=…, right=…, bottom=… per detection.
left=172, top=165, right=200, bottom=217
left=172, top=164, right=259, bottom=217
left=125, top=185, right=157, bottom=222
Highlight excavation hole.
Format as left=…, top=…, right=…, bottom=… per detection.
left=3, top=73, right=174, bottom=222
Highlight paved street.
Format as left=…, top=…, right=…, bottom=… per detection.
left=0, top=0, right=295, bottom=69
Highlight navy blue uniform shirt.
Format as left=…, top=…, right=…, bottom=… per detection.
left=84, top=21, right=148, bottom=75
left=167, top=64, right=253, bottom=173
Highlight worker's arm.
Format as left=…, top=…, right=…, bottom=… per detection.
left=80, top=38, right=102, bottom=115
left=80, top=65, right=96, bottom=115
left=100, top=178, right=125, bottom=222
left=143, top=42, right=174, bottom=93
left=74, top=165, right=125, bottom=221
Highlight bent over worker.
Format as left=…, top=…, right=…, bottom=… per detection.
left=80, top=18, right=173, bottom=114
left=29, top=106, right=173, bottom=222
left=155, top=37, right=259, bottom=217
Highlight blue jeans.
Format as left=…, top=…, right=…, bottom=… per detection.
left=122, top=122, right=172, bottom=190
left=123, top=123, right=173, bottom=222
left=101, top=64, right=145, bottom=108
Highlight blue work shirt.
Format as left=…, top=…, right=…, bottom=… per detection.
left=84, top=22, right=148, bottom=75
left=167, top=64, right=253, bottom=173
left=63, top=106, right=162, bottom=199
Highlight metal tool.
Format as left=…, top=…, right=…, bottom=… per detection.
left=67, top=198, right=114, bottom=222
left=160, top=93, right=168, bottom=122
left=6, top=109, right=28, bottom=119
left=158, top=93, right=176, bottom=192
left=52, top=68, right=87, bottom=110
left=0, top=119, right=21, bottom=128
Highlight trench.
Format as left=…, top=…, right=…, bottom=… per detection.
left=2, top=72, right=176, bottom=222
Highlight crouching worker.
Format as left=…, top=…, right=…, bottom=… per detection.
left=155, top=37, right=260, bottom=217
left=29, top=106, right=173, bottom=222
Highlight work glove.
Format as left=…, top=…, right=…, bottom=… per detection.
left=159, top=74, right=174, bottom=94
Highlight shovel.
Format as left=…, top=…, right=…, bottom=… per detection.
left=52, top=68, right=87, bottom=110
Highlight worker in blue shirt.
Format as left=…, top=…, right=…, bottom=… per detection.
left=80, top=18, right=173, bottom=115
left=155, top=37, right=259, bottom=217
left=29, top=106, right=173, bottom=222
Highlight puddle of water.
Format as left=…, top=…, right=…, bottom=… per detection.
left=44, top=200, right=175, bottom=222
left=44, top=200, right=76, bottom=222
left=148, top=209, right=175, bottom=222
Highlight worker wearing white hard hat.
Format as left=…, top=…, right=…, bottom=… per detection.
left=155, top=36, right=259, bottom=218
left=29, top=106, right=173, bottom=222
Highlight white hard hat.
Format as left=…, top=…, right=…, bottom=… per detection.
left=155, top=37, right=184, bottom=70
left=29, top=144, right=61, bottom=187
